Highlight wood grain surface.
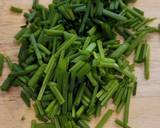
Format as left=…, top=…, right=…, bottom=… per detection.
left=0, top=0, right=160, bottom=128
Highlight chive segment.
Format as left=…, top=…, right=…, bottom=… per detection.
left=96, top=109, right=113, bottom=128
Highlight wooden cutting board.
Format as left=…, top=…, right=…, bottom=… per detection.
left=0, top=0, right=160, bottom=128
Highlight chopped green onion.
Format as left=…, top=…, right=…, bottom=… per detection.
left=10, top=6, right=23, bottom=13
left=96, top=109, right=113, bottom=128
left=49, top=82, right=65, bottom=105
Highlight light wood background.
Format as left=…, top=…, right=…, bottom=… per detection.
left=0, top=0, right=160, bottom=128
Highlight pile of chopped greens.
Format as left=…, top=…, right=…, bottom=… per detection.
left=1, top=0, right=160, bottom=128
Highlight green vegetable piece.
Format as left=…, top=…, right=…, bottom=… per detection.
left=124, top=83, right=134, bottom=125
left=30, top=34, right=43, bottom=65
left=74, top=5, right=87, bottom=12
left=82, top=37, right=91, bottom=50
left=21, top=90, right=31, bottom=107
left=11, top=64, right=38, bottom=76
left=97, top=40, right=105, bottom=58
left=0, top=53, right=4, bottom=76
left=74, top=83, right=85, bottom=106
left=69, top=61, right=85, bottom=72
left=35, top=100, right=45, bottom=116
left=96, top=109, right=113, bottom=128
left=87, top=72, right=98, bottom=87
left=76, top=63, right=91, bottom=79
left=49, top=82, right=65, bottom=105
left=90, top=85, right=99, bottom=107
left=79, top=0, right=91, bottom=33
left=111, top=43, right=129, bottom=58
left=53, top=116, right=61, bottom=128
left=1, top=74, right=15, bottom=91
left=31, top=120, right=37, bottom=128
left=10, top=6, right=23, bottom=13
left=144, top=44, right=150, bottom=80
left=101, top=82, right=119, bottom=106
left=55, top=35, right=77, bottom=57
left=37, top=55, right=56, bottom=100
left=96, top=105, right=102, bottom=117
left=102, top=9, right=127, bottom=22
left=38, top=44, right=51, bottom=55
left=115, top=119, right=131, bottom=128
left=76, top=105, right=85, bottom=118
left=28, top=64, right=46, bottom=91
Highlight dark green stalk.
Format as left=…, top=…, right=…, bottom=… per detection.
left=28, top=64, right=46, bottom=91
left=0, top=53, right=4, bottom=76
left=1, top=74, right=15, bottom=91
left=30, top=34, right=43, bottom=65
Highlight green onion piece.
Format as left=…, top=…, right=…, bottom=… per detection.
left=79, top=0, right=91, bottom=33
left=111, top=43, right=129, bottom=58
left=122, top=68, right=136, bottom=81
left=55, top=35, right=77, bottom=57
left=37, top=55, right=56, bottom=100
left=101, top=82, right=119, bottom=106
left=45, top=100, right=56, bottom=116
left=115, top=119, right=131, bottom=128
left=31, top=120, right=37, bottom=128
left=50, top=103, right=59, bottom=117
left=74, top=83, right=85, bottom=106
left=62, top=72, right=69, bottom=114
left=97, top=40, right=105, bottom=58
left=21, top=90, right=31, bottom=107
left=90, top=85, right=99, bottom=107
left=30, top=34, right=43, bottom=65
left=144, top=44, right=150, bottom=80
left=96, top=89, right=105, bottom=98
left=5, top=56, right=13, bottom=71
left=68, top=92, right=73, bottom=112
left=116, top=101, right=125, bottom=113
left=38, top=44, right=51, bottom=55
left=10, top=6, right=23, bottom=13
left=124, top=84, right=134, bottom=125
left=69, top=61, right=85, bottom=72
left=45, top=30, right=64, bottom=36
left=32, top=120, right=55, bottom=128
left=96, top=109, right=113, bottom=128
left=78, top=120, right=90, bottom=128
left=28, top=64, right=46, bottom=91
left=35, top=100, right=45, bottom=116
left=0, top=53, right=4, bottom=76
left=87, top=26, right=96, bottom=36
left=82, top=37, right=91, bottom=50
left=76, top=105, right=85, bottom=118
left=102, top=9, right=127, bottom=22
left=1, top=74, right=15, bottom=91
left=72, top=106, right=76, bottom=118
left=87, top=72, right=98, bottom=87
left=96, top=105, right=102, bottom=117
left=54, top=116, right=61, bottom=128
left=77, top=63, right=91, bottom=79
left=114, top=87, right=125, bottom=106
left=11, top=64, right=38, bottom=76
left=74, top=5, right=87, bottom=12
left=49, top=82, right=65, bottom=105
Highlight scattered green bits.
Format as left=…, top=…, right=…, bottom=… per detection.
left=1, top=0, right=160, bottom=128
